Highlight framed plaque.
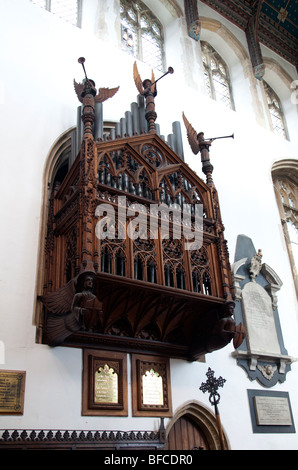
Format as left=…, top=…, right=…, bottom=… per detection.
left=0, top=370, right=26, bottom=415
left=131, top=354, right=172, bottom=417
left=247, top=390, right=295, bottom=433
left=82, top=349, right=128, bottom=416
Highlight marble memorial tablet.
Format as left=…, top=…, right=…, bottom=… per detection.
left=254, top=396, right=292, bottom=426
left=242, top=281, right=280, bottom=354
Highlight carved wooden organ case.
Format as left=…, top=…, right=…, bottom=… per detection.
left=41, top=66, right=243, bottom=361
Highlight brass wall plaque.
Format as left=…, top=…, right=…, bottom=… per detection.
left=94, top=364, right=118, bottom=404
left=0, top=370, right=26, bottom=415
left=82, top=349, right=128, bottom=416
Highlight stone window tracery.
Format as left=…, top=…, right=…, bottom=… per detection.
left=272, top=161, right=298, bottom=298
left=120, top=0, right=164, bottom=71
left=30, top=0, right=81, bottom=26
left=264, top=81, right=287, bottom=139
left=200, top=41, right=234, bottom=110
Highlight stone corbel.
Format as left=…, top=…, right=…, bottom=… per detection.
left=233, top=349, right=296, bottom=375
left=184, top=0, right=201, bottom=41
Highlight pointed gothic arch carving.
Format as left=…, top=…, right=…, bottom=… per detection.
left=165, top=400, right=230, bottom=450
left=34, top=128, right=75, bottom=339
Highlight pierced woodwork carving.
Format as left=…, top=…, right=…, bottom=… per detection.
left=0, top=426, right=165, bottom=450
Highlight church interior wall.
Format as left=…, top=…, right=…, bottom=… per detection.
left=0, top=0, right=297, bottom=450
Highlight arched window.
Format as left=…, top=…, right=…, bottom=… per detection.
left=272, top=160, right=298, bottom=299
left=30, top=0, right=81, bottom=27
left=264, top=81, right=288, bottom=139
left=120, top=0, right=164, bottom=71
left=200, top=41, right=234, bottom=110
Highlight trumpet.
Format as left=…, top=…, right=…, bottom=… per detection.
left=205, top=133, right=234, bottom=141
left=151, top=67, right=174, bottom=85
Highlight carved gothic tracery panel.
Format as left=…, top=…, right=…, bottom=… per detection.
left=42, top=131, right=238, bottom=359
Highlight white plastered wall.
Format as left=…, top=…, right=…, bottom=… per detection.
left=0, top=0, right=297, bottom=450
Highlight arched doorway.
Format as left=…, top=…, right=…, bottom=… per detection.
left=166, top=414, right=210, bottom=450
left=165, top=401, right=229, bottom=450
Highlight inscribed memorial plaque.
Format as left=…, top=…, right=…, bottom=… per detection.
left=131, top=354, right=172, bottom=417
left=0, top=370, right=25, bottom=414
left=242, top=281, right=280, bottom=354
left=94, top=364, right=118, bottom=404
left=247, top=390, right=295, bottom=433
left=142, top=369, right=164, bottom=406
left=82, top=349, right=128, bottom=416
left=254, top=396, right=292, bottom=426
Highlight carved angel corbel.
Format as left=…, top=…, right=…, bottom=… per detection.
left=43, top=270, right=103, bottom=346
left=257, top=364, right=277, bottom=380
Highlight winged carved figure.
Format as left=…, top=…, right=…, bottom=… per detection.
left=42, top=273, right=103, bottom=346
left=133, top=61, right=156, bottom=95
left=182, top=112, right=200, bottom=155
left=73, top=79, right=119, bottom=104
left=42, top=279, right=75, bottom=315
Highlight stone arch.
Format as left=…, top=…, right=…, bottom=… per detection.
left=34, top=127, right=75, bottom=341
left=165, top=400, right=230, bottom=450
left=200, top=17, right=250, bottom=71
left=263, top=57, right=295, bottom=89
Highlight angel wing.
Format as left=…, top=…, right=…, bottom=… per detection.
left=42, top=280, right=75, bottom=315
left=151, top=69, right=156, bottom=93
left=133, top=61, right=144, bottom=94
left=95, top=86, right=120, bottom=103
left=182, top=112, right=200, bottom=155
left=73, top=79, right=84, bottom=103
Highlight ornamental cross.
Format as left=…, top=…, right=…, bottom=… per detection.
left=200, top=368, right=226, bottom=450
left=199, top=367, right=226, bottom=406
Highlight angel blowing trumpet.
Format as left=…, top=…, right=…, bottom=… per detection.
left=74, top=57, right=119, bottom=137
left=133, top=61, right=174, bottom=133
left=74, top=57, right=119, bottom=104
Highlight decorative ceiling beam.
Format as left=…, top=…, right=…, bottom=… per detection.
left=245, top=0, right=265, bottom=80
left=184, top=0, right=201, bottom=41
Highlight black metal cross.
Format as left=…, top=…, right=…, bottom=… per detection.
left=200, top=368, right=226, bottom=449
left=199, top=367, right=226, bottom=406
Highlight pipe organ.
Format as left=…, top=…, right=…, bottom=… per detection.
left=41, top=65, right=243, bottom=360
